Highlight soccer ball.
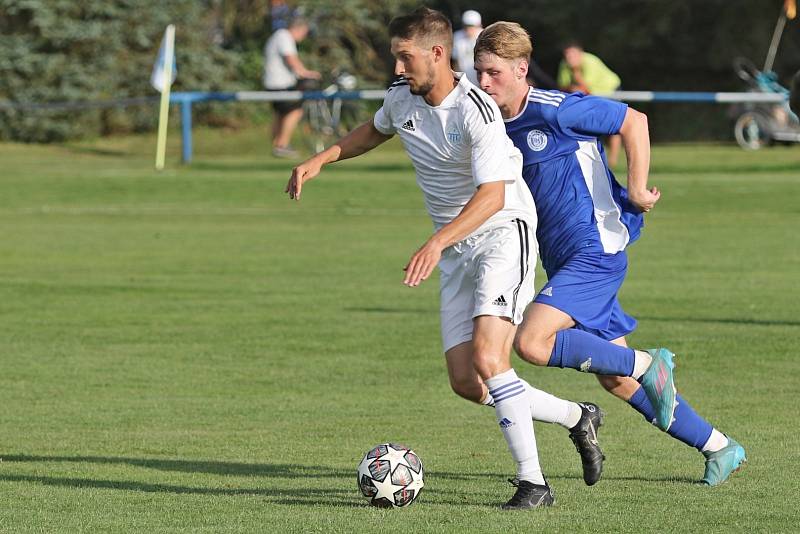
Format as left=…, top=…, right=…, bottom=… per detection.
left=356, top=443, right=424, bottom=508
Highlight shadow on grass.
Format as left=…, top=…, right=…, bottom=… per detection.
left=649, top=162, right=800, bottom=175
left=0, top=473, right=366, bottom=506
left=1, top=455, right=502, bottom=481
left=0, top=471, right=518, bottom=507
left=191, top=161, right=298, bottom=173
left=0, top=455, right=702, bottom=508
left=1, top=455, right=353, bottom=478
left=191, top=161, right=410, bottom=174
left=344, top=307, right=435, bottom=315
left=62, top=145, right=129, bottom=158
left=637, top=315, right=800, bottom=327
left=546, top=471, right=698, bottom=485
left=1, top=454, right=699, bottom=484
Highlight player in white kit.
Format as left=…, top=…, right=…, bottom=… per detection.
left=286, top=7, right=604, bottom=509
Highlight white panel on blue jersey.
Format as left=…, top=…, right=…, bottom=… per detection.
left=574, top=140, right=629, bottom=253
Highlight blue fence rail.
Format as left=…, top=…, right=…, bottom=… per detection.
left=1, top=89, right=788, bottom=163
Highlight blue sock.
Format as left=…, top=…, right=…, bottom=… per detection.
left=628, top=387, right=713, bottom=451
left=547, top=328, right=635, bottom=376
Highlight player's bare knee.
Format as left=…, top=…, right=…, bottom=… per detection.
left=596, top=374, right=639, bottom=401
left=471, top=351, right=507, bottom=381
left=449, top=377, right=483, bottom=402
left=512, top=330, right=550, bottom=366
left=596, top=374, right=623, bottom=392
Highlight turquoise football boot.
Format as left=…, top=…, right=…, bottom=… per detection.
left=702, top=437, right=747, bottom=486
left=639, top=348, right=677, bottom=431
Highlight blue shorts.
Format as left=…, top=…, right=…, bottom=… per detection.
left=534, top=251, right=636, bottom=341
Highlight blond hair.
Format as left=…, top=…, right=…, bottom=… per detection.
left=474, top=21, right=532, bottom=63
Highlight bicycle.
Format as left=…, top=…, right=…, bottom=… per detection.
left=299, top=73, right=368, bottom=154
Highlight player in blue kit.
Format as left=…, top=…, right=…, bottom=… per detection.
left=473, top=21, right=746, bottom=485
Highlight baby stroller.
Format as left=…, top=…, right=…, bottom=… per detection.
left=732, top=57, right=800, bottom=150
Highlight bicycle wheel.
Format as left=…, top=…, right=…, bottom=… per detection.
left=333, top=99, right=372, bottom=137
left=302, top=98, right=339, bottom=154
left=300, top=99, right=328, bottom=154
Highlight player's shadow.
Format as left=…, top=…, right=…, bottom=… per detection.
left=637, top=315, right=800, bottom=328
left=0, top=455, right=483, bottom=506
left=0, top=455, right=365, bottom=506
left=0, top=454, right=699, bottom=508
left=0, top=472, right=520, bottom=508
left=2, top=455, right=698, bottom=484
left=0, top=472, right=369, bottom=506
left=432, top=469, right=698, bottom=485
left=544, top=471, right=698, bottom=484
left=0, top=454, right=351, bottom=478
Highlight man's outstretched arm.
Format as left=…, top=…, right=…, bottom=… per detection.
left=286, top=120, right=393, bottom=200
left=403, top=180, right=505, bottom=287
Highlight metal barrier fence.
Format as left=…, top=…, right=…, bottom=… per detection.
left=1, top=90, right=788, bottom=162
left=171, top=90, right=786, bottom=163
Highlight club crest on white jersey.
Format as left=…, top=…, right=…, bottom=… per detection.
left=447, top=127, right=461, bottom=143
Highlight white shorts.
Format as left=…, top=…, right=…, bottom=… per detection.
left=439, top=218, right=537, bottom=352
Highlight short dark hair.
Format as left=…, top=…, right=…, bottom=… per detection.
left=388, top=6, right=453, bottom=52
left=562, top=39, right=583, bottom=51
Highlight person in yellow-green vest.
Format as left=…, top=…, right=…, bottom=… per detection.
left=558, top=41, right=622, bottom=166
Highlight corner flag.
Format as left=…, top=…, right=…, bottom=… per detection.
left=151, top=26, right=177, bottom=92
left=153, top=25, right=176, bottom=170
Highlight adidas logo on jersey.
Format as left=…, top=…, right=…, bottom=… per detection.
left=540, top=286, right=553, bottom=297
left=401, top=119, right=415, bottom=131
left=499, top=417, right=514, bottom=428
left=492, top=295, right=507, bottom=306
left=580, top=358, right=592, bottom=372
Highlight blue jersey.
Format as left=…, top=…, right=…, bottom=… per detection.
left=504, top=88, right=644, bottom=275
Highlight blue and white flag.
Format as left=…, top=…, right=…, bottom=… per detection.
left=151, top=25, right=177, bottom=92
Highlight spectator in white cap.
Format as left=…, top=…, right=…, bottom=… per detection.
left=452, top=10, right=483, bottom=85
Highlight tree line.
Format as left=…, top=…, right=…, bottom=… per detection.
left=1, top=0, right=797, bottom=142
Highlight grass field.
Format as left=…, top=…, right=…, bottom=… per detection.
left=1, top=128, right=799, bottom=532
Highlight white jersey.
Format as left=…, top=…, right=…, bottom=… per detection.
left=373, top=74, right=536, bottom=238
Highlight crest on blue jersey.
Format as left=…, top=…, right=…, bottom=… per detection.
left=526, top=129, right=548, bottom=151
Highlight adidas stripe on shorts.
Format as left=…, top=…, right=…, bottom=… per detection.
left=439, top=218, right=537, bottom=352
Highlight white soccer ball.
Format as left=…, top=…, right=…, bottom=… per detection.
left=356, top=443, right=424, bottom=508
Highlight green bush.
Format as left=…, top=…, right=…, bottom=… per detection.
left=0, top=0, right=239, bottom=142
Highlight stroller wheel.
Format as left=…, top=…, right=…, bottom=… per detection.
left=734, top=111, right=771, bottom=150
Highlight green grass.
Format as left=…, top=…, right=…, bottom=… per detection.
left=1, top=128, right=799, bottom=532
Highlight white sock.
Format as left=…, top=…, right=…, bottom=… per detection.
left=701, top=429, right=729, bottom=453
left=485, top=368, right=544, bottom=485
left=631, top=350, right=653, bottom=380
left=519, top=379, right=582, bottom=428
